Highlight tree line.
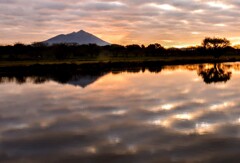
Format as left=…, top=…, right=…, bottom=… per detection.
left=0, top=37, right=239, bottom=61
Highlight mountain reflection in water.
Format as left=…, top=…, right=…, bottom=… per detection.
left=0, top=62, right=240, bottom=162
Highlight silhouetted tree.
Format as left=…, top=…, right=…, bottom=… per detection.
left=126, top=44, right=142, bottom=57
left=104, top=44, right=125, bottom=57
left=202, top=37, right=230, bottom=58
left=202, top=37, right=230, bottom=50
left=87, top=44, right=100, bottom=57
left=53, top=44, right=69, bottom=59
left=31, top=42, right=48, bottom=47
left=146, top=43, right=165, bottom=56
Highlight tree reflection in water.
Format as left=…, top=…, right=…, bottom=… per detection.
left=0, top=62, right=236, bottom=86
left=198, top=63, right=232, bottom=84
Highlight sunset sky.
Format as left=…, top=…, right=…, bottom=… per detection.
left=1, top=0, right=240, bottom=47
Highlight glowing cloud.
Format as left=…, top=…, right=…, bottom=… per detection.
left=145, top=3, right=180, bottom=11
left=207, top=1, right=234, bottom=9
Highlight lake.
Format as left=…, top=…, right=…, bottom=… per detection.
left=0, top=62, right=240, bottom=162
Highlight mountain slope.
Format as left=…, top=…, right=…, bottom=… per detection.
left=43, top=30, right=110, bottom=46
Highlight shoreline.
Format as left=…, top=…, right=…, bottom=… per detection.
left=1, top=55, right=240, bottom=67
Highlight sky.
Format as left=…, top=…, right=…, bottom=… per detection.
left=0, top=0, right=240, bottom=47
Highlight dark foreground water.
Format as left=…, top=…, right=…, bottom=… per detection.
left=0, top=62, right=240, bottom=162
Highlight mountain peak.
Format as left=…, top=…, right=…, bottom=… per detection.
left=43, top=30, right=110, bottom=46
left=78, top=30, right=86, bottom=33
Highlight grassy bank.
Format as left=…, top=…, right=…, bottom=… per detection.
left=1, top=54, right=240, bottom=67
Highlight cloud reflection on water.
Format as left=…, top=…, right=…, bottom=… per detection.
left=0, top=63, right=240, bottom=162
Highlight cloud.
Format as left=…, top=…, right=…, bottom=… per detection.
left=0, top=0, right=240, bottom=46
left=79, top=1, right=127, bottom=11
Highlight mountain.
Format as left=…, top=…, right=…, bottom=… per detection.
left=43, top=30, right=110, bottom=46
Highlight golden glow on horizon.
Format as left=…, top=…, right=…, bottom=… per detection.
left=1, top=26, right=240, bottom=47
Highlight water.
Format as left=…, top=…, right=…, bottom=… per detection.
left=0, top=62, right=240, bottom=162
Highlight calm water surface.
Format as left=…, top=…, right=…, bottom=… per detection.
left=0, top=63, right=240, bottom=162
